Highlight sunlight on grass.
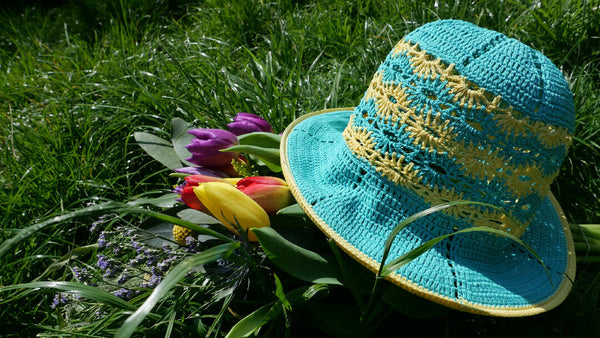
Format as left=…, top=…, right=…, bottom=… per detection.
left=0, top=0, right=598, bottom=336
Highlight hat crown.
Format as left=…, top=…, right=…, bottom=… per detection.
left=344, top=20, right=575, bottom=237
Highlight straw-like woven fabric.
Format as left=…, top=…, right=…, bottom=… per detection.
left=281, top=20, right=576, bottom=316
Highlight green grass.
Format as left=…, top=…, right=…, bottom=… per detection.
left=0, top=0, right=599, bottom=336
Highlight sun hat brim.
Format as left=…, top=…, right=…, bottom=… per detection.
left=281, top=107, right=576, bottom=317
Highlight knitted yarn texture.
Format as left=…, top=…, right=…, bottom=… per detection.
left=281, top=19, right=576, bottom=316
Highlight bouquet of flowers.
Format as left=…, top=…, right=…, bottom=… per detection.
left=0, top=112, right=447, bottom=337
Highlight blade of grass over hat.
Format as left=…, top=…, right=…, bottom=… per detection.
left=377, top=201, right=550, bottom=281
left=359, top=200, right=551, bottom=326
left=281, top=19, right=577, bottom=317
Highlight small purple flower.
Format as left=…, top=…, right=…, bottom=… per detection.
left=129, top=255, right=144, bottom=267
left=112, top=288, right=131, bottom=299
left=117, top=273, right=129, bottom=285
left=227, top=113, right=273, bottom=135
left=98, top=232, right=108, bottom=248
left=90, top=221, right=100, bottom=232
left=96, top=254, right=110, bottom=270
left=157, top=256, right=176, bottom=272
left=103, top=268, right=118, bottom=279
left=51, top=293, right=68, bottom=309
left=131, top=240, right=144, bottom=254
left=73, top=267, right=88, bottom=282
left=185, top=129, right=239, bottom=168
left=162, top=243, right=173, bottom=254
left=146, top=255, right=158, bottom=267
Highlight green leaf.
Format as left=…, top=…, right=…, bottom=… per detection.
left=252, top=227, right=342, bottom=285
left=170, top=118, right=195, bottom=166
left=327, top=239, right=373, bottom=311
left=226, top=302, right=275, bottom=338
left=238, top=132, right=282, bottom=148
left=143, top=223, right=175, bottom=248
left=176, top=208, right=221, bottom=225
left=125, top=207, right=233, bottom=243
left=134, top=132, right=182, bottom=169
left=116, top=242, right=240, bottom=338
left=0, top=281, right=136, bottom=311
left=276, top=203, right=306, bottom=218
left=273, top=274, right=291, bottom=313
left=221, top=145, right=281, bottom=172
left=171, top=117, right=192, bottom=139
left=226, top=284, right=329, bottom=338
left=127, top=193, right=179, bottom=208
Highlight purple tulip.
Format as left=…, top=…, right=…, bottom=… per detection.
left=174, top=166, right=228, bottom=177
left=227, top=113, right=273, bottom=135
left=185, top=129, right=239, bottom=168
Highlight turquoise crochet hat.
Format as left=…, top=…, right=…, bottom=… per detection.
left=281, top=20, right=576, bottom=317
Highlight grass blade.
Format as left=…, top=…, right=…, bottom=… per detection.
left=226, top=284, right=329, bottom=338
left=0, top=281, right=136, bottom=311
left=378, top=200, right=500, bottom=276
left=0, top=201, right=233, bottom=262
left=0, top=201, right=123, bottom=260
left=381, top=226, right=547, bottom=281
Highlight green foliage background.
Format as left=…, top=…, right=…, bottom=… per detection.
left=0, top=0, right=598, bottom=336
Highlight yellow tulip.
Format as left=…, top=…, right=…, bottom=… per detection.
left=193, top=182, right=270, bottom=241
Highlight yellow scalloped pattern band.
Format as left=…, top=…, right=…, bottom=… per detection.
left=342, top=40, right=574, bottom=237
left=343, top=116, right=529, bottom=236
left=391, top=40, right=572, bottom=148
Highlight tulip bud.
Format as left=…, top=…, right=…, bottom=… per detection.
left=179, top=175, right=240, bottom=210
left=193, top=182, right=270, bottom=241
left=185, top=129, right=239, bottom=168
left=227, top=113, right=273, bottom=136
left=236, top=177, right=292, bottom=214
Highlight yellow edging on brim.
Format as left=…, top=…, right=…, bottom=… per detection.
left=280, top=108, right=576, bottom=317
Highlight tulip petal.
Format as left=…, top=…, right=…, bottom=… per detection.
left=180, top=186, right=204, bottom=210
left=186, top=152, right=237, bottom=168
left=193, top=182, right=270, bottom=241
left=175, top=166, right=228, bottom=177
left=227, top=113, right=273, bottom=135
left=236, top=176, right=287, bottom=189
left=238, top=184, right=292, bottom=214
left=187, top=128, right=238, bottom=144
left=185, top=174, right=233, bottom=186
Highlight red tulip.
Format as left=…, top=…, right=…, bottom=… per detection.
left=179, top=175, right=239, bottom=210
left=235, top=177, right=292, bottom=214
